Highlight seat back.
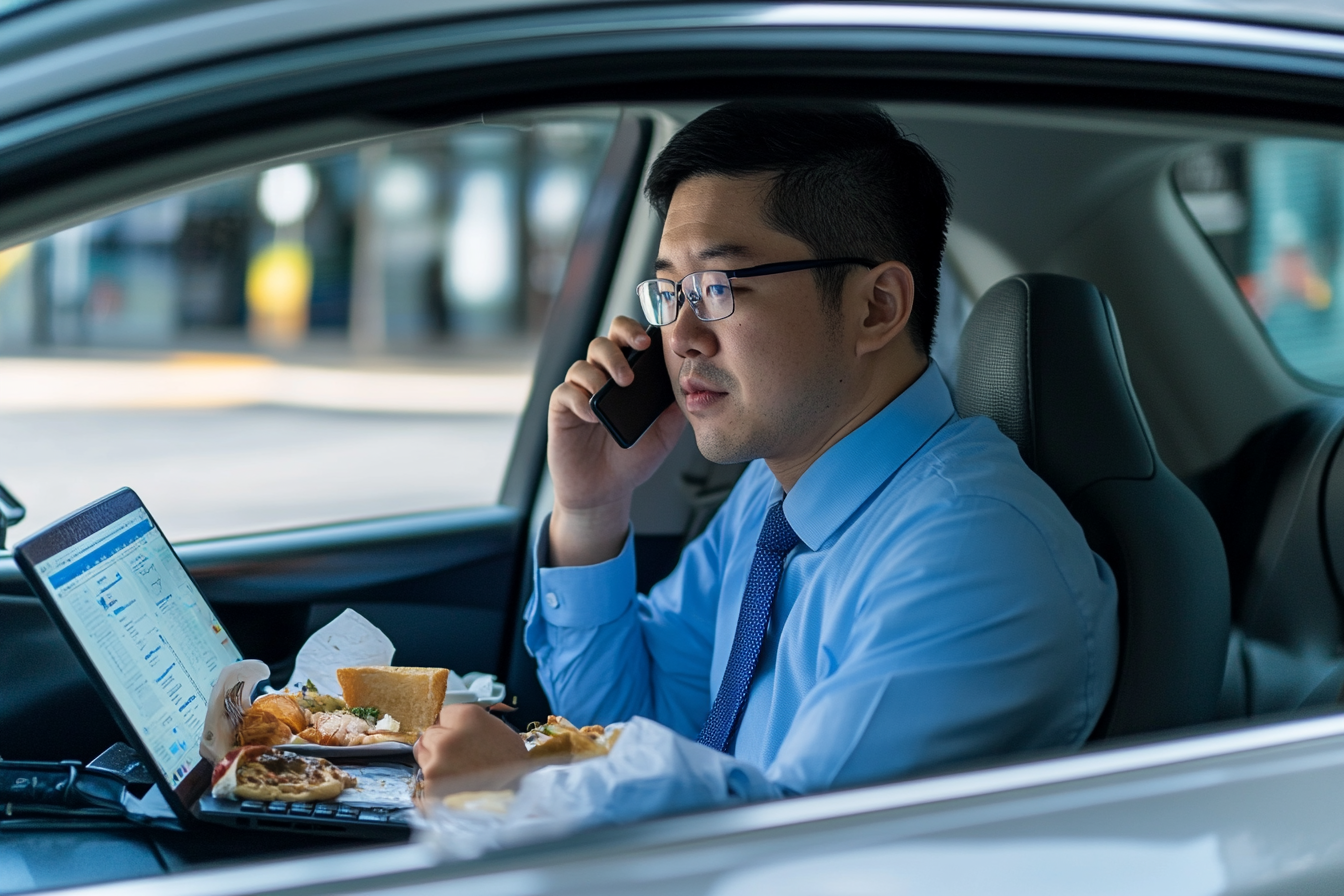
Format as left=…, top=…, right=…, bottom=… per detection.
left=955, top=274, right=1229, bottom=737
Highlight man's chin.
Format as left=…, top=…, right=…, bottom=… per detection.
left=690, top=421, right=762, bottom=466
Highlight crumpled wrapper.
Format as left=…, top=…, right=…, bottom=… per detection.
left=200, top=659, right=271, bottom=765
left=417, top=716, right=779, bottom=860
left=288, top=608, right=395, bottom=697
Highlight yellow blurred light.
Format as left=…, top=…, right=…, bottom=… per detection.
left=246, top=242, right=312, bottom=346
left=0, top=243, right=32, bottom=286
left=1305, top=273, right=1333, bottom=310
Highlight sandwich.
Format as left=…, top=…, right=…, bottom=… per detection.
left=336, top=666, right=449, bottom=736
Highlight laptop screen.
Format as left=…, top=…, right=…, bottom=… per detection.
left=26, top=496, right=241, bottom=790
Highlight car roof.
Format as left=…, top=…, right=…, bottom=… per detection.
left=3, top=0, right=1344, bottom=105
left=1, top=0, right=1341, bottom=126
left=6, top=0, right=1344, bottom=33
left=986, top=0, right=1344, bottom=35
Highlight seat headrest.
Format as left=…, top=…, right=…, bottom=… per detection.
left=954, top=274, right=1155, bottom=500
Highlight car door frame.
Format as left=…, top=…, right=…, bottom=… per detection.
left=0, top=111, right=654, bottom=743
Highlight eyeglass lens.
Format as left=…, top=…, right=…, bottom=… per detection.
left=637, top=271, right=735, bottom=326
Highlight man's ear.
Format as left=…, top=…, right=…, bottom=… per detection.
left=854, top=261, right=915, bottom=357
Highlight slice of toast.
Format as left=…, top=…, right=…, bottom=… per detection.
left=335, top=666, right=448, bottom=735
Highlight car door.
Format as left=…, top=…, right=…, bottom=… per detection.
left=0, top=110, right=653, bottom=763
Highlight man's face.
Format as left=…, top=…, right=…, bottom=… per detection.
left=657, top=174, right=853, bottom=465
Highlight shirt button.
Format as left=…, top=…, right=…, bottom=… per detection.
left=544, top=592, right=559, bottom=608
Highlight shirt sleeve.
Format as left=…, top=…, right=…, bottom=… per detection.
left=762, top=494, right=1114, bottom=794
left=524, top=520, right=652, bottom=725
left=524, top=497, right=740, bottom=734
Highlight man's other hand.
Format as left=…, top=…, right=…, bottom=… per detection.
left=415, top=704, right=530, bottom=784
left=547, top=314, right=685, bottom=567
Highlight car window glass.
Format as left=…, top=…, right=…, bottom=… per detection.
left=1175, top=140, right=1344, bottom=387
left=0, top=118, right=616, bottom=542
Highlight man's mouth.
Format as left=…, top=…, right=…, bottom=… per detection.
left=679, top=374, right=728, bottom=413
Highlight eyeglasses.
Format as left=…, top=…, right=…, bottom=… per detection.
left=636, top=257, right=880, bottom=326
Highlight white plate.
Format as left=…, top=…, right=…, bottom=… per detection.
left=443, top=673, right=507, bottom=706
left=278, top=741, right=414, bottom=760
left=442, top=688, right=506, bottom=706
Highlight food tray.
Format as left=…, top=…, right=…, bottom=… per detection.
left=278, top=741, right=415, bottom=761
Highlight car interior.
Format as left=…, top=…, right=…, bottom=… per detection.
left=4, top=86, right=1344, bottom=885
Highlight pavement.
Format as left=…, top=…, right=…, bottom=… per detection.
left=1, top=351, right=533, bottom=542
left=0, top=353, right=532, bottom=413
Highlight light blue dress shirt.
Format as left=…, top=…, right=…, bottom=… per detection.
left=525, top=361, right=1118, bottom=797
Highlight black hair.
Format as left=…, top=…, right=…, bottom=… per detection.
left=644, top=101, right=951, bottom=354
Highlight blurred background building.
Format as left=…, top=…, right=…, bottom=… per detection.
left=1177, top=139, right=1344, bottom=387
left=0, top=120, right=613, bottom=354
left=0, top=118, right=617, bottom=542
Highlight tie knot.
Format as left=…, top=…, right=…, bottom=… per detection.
left=758, top=502, right=800, bottom=555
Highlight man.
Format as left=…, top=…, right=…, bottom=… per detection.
left=416, top=102, right=1117, bottom=801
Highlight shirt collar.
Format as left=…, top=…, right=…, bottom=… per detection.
left=776, top=360, right=957, bottom=550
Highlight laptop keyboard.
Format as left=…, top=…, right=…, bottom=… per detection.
left=237, top=800, right=396, bottom=823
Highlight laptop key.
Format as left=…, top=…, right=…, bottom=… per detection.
left=335, top=805, right=360, bottom=819
left=312, top=803, right=337, bottom=817
left=239, top=801, right=266, bottom=813
left=266, top=801, right=290, bottom=814
left=358, top=809, right=388, bottom=822
left=288, top=802, right=314, bottom=816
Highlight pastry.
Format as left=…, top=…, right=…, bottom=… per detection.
left=210, top=746, right=355, bottom=802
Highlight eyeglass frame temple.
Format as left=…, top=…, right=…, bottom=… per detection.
left=713, top=257, right=881, bottom=280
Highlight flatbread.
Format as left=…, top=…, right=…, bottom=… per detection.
left=522, top=715, right=619, bottom=759
left=211, top=746, right=355, bottom=802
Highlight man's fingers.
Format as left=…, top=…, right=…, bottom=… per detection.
left=565, top=358, right=614, bottom=396
left=586, top=337, right=634, bottom=386
left=552, top=380, right=600, bottom=424
left=608, top=315, right=651, bottom=350
left=439, top=704, right=482, bottom=726
left=412, top=729, right=438, bottom=768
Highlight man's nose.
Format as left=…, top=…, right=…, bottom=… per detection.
left=666, top=298, right=716, bottom=359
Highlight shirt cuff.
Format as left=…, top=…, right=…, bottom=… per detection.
left=533, top=514, right=637, bottom=628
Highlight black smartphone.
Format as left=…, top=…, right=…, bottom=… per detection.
left=590, top=325, right=676, bottom=449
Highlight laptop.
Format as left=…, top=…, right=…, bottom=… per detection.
left=14, top=487, right=413, bottom=840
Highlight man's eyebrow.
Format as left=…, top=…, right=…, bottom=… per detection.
left=653, top=243, right=756, bottom=273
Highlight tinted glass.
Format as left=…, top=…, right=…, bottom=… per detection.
left=0, top=118, right=615, bottom=541
left=1176, top=140, right=1344, bottom=386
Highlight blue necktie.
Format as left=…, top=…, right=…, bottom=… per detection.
left=698, top=501, right=800, bottom=752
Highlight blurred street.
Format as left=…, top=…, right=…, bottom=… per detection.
left=1, top=346, right=533, bottom=542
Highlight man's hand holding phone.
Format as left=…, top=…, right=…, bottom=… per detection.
left=547, top=315, right=685, bottom=567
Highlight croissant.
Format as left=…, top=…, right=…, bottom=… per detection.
left=250, top=694, right=307, bottom=732
left=238, top=708, right=292, bottom=746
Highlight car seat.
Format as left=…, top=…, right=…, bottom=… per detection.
left=954, top=273, right=1231, bottom=738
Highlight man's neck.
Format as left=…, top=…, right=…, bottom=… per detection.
left=765, top=356, right=929, bottom=492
